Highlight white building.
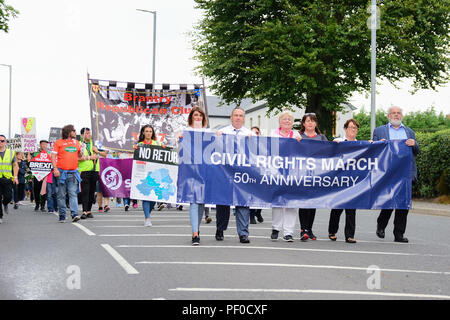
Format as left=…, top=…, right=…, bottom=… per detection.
left=205, top=96, right=356, bottom=138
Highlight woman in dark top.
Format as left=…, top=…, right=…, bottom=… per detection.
left=13, top=152, right=27, bottom=209
left=298, top=113, right=327, bottom=241
left=328, top=119, right=360, bottom=243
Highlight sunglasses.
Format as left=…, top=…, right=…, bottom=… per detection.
left=0, top=140, right=6, bottom=142
left=305, top=113, right=316, bottom=117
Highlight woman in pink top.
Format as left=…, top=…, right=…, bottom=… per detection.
left=270, top=111, right=302, bottom=242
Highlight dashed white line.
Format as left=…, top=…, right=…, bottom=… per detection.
left=168, top=287, right=450, bottom=299
left=101, top=244, right=139, bottom=275
left=72, top=223, right=96, bottom=236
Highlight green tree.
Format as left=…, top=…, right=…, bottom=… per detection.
left=354, top=107, right=450, bottom=139
left=0, top=0, right=19, bottom=33
left=193, top=0, right=450, bottom=139
left=354, top=107, right=386, bottom=140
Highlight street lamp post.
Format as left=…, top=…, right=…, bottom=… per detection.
left=0, top=63, right=12, bottom=139
left=370, top=0, right=378, bottom=138
left=136, top=9, right=157, bottom=85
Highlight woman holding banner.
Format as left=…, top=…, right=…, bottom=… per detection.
left=328, top=119, right=360, bottom=243
left=178, top=107, right=209, bottom=245
left=135, top=125, right=159, bottom=227
left=270, top=112, right=302, bottom=242
left=298, top=113, right=328, bottom=241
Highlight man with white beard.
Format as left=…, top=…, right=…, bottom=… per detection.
left=372, top=106, right=420, bottom=243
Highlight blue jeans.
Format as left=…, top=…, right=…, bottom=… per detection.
left=189, top=203, right=204, bottom=233
left=143, top=201, right=155, bottom=218
left=56, top=173, right=79, bottom=219
left=46, top=180, right=58, bottom=212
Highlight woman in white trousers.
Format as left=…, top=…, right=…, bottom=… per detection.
left=270, top=111, right=302, bottom=242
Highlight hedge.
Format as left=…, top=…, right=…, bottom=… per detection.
left=413, top=129, right=450, bottom=198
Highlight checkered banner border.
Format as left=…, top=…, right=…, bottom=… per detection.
left=89, top=78, right=202, bottom=90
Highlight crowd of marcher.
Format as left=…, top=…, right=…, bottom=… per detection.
left=0, top=105, right=418, bottom=247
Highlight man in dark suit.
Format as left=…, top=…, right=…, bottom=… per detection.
left=372, top=106, right=420, bottom=243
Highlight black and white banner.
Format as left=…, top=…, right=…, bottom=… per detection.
left=88, top=78, right=205, bottom=152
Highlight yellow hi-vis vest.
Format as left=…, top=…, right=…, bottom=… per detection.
left=0, top=148, right=15, bottom=180
left=78, top=140, right=99, bottom=173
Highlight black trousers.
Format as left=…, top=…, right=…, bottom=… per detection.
left=33, top=177, right=47, bottom=209
left=328, top=209, right=356, bottom=239
left=377, top=209, right=408, bottom=238
left=0, top=178, right=13, bottom=218
left=216, top=205, right=231, bottom=231
left=80, top=171, right=99, bottom=213
left=14, top=183, right=25, bottom=203
left=298, top=208, right=316, bottom=231
left=250, top=209, right=262, bottom=219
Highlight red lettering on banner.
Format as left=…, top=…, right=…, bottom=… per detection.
left=124, top=93, right=132, bottom=101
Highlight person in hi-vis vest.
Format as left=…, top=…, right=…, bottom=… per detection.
left=0, top=134, right=19, bottom=224
left=78, top=128, right=107, bottom=219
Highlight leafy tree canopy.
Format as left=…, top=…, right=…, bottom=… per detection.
left=0, top=0, right=19, bottom=33
left=193, top=0, right=450, bottom=138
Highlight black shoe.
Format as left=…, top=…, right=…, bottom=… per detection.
left=307, top=231, right=317, bottom=240
left=376, top=228, right=385, bottom=239
left=250, top=217, right=257, bottom=224
left=215, top=230, right=224, bottom=241
left=125, top=205, right=129, bottom=212
left=34, top=205, right=39, bottom=211
left=72, top=216, right=81, bottom=223
left=283, top=235, right=294, bottom=242
left=80, top=213, right=87, bottom=219
left=205, top=216, right=212, bottom=224
left=86, top=213, right=94, bottom=218
left=395, top=237, right=409, bottom=243
left=192, top=236, right=200, bottom=246
left=239, top=235, right=250, bottom=243
left=270, top=230, right=279, bottom=241
left=300, top=229, right=309, bottom=241
left=13, top=204, right=18, bottom=210
left=256, top=215, right=264, bottom=223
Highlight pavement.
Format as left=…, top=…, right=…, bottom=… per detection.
left=411, top=200, right=450, bottom=217
left=0, top=199, right=449, bottom=302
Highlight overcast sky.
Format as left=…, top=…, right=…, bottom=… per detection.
left=0, top=0, right=448, bottom=140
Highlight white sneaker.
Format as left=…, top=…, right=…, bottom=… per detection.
left=144, top=218, right=152, bottom=227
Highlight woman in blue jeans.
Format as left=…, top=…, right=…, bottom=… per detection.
left=177, top=107, right=209, bottom=245
left=134, top=125, right=159, bottom=227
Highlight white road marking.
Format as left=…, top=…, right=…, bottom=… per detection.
left=168, top=287, right=450, bottom=299
left=116, top=244, right=449, bottom=258
left=136, top=261, right=450, bottom=275
left=72, top=223, right=96, bottom=236
left=100, top=244, right=139, bottom=275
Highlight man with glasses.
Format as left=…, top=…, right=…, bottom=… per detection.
left=0, top=135, right=19, bottom=224
left=51, top=125, right=83, bottom=223
left=373, top=106, right=419, bottom=243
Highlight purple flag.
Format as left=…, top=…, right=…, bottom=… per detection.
left=99, top=158, right=132, bottom=198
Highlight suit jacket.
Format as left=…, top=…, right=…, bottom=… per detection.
left=373, top=124, right=420, bottom=181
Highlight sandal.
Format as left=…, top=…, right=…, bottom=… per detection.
left=346, top=237, right=357, bottom=243
left=328, top=233, right=337, bottom=241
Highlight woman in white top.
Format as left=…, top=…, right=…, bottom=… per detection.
left=270, top=111, right=302, bottom=242
left=178, top=107, right=209, bottom=245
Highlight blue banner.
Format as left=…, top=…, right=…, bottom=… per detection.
left=177, top=131, right=413, bottom=209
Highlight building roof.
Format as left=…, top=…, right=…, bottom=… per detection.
left=205, top=96, right=255, bottom=118
left=205, top=95, right=357, bottom=117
